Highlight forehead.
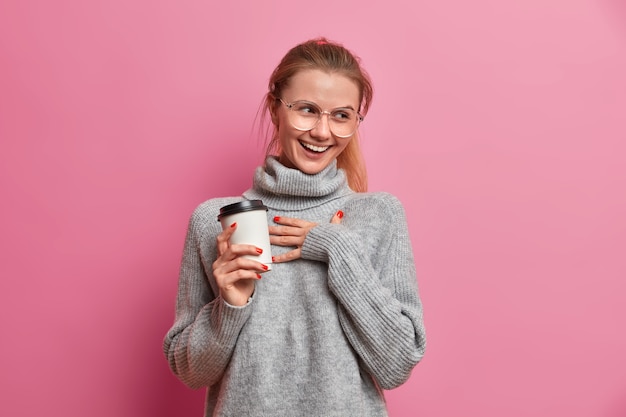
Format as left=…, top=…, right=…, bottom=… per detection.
left=284, top=69, right=360, bottom=108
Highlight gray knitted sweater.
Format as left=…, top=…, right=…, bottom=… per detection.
left=163, top=157, right=426, bottom=417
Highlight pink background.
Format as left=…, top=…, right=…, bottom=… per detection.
left=1, top=0, right=625, bottom=416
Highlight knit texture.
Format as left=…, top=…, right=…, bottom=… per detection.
left=163, top=156, right=426, bottom=417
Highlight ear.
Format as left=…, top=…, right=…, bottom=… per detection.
left=269, top=100, right=279, bottom=126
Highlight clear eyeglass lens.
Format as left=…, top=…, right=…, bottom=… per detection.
left=287, top=100, right=359, bottom=138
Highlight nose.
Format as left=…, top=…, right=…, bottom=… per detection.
left=309, top=112, right=332, bottom=140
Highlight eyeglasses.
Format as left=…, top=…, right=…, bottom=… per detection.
left=278, top=98, right=363, bottom=138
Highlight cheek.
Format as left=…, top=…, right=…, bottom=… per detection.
left=277, top=111, right=290, bottom=130
left=277, top=115, right=297, bottom=141
left=335, top=138, right=352, bottom=155
left=276, top=124, right=291, bottom=151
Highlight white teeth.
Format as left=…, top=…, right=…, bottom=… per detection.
left=300, top=142, right=329, bottom=153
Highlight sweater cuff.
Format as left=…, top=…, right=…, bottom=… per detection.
left=223, top=294, right=255, bottom=309
left=211, top=295, right=254, bottom=345
left=301, top=223, right=342, bottom=263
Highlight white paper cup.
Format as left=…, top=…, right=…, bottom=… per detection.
left=218, top=200, right=272, bottom=271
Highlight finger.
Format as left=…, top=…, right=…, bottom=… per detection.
left=271, top=248, right=302, bottom=263
left=213, top=256, right=269, bottom=280
left=213, top=244, right=265, bottom=274
left=216, top=222, right=237, bottom=255
left=268, top=225, right=307, bottom=247
left=217, top=244, right=265, bottom=266
left=330, top=210, right=344, bottom=224
left=269, top=234, right=305, bottom=247
left=273, top=216, right=317, bottom=228
left=220, top=258, right=269, bottom=274
left=229, top=243, right=266, bottom=257
left=268, top=225, right=307, bottom=237
left=218, top=269, right=262, bottom=292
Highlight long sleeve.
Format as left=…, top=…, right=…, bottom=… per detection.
left=301, top=192, right=426, bottom=390
left=164, top=159, right=425, bottom=415
left=163, top=202, right=253, bottom=389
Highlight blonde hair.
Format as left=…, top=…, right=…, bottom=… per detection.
left=262, top=37, right=373, bottom=192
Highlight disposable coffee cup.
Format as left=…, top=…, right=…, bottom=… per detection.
left=218, top=200, right=272, bottom=271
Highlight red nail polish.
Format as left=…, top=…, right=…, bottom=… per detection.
left=230, top=222, right=237, bottom=228
left=337, top=210, right=344, bottom=219
left=274, top=216, right=280, bottom=222
left=262, top=264, right=269, bottom=271
left=256, top=273, right=262, bottom=279
left=256, top=247, right=263, bottom=254
left=272, top=256, right=276, bottom=262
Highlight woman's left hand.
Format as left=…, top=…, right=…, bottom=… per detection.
left=270, top=210, right=343, bottom=263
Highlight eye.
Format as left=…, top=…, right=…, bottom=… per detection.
left=331, top=109, right=354, bottom=122
left=292, top=102, right=320, bottom=116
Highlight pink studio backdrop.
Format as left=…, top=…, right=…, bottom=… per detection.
left=1, top=0, right=625, bottom=416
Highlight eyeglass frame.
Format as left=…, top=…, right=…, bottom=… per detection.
left=276, top=97, right=364, bottom=138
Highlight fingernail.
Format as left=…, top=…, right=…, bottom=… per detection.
left=262, top=264, right=269, bottom=271
left=256, top=273, right=262, bottom=279
left=272, top=256, right=276, bottom=262
left=230, top=222, right=237, bottom=228
left=337, top=210, right=344, bottom=219
left=273, top=216, right=280, bottom=222
left=256, top=247, right=263, bottom=254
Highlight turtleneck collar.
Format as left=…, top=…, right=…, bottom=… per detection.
left=242, top=156, right=353, bottom=211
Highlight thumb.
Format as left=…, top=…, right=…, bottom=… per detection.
left=330, top=210, right=344, bottom=224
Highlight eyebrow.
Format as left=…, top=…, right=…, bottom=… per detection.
left=294, top=99, right=357, bottom=111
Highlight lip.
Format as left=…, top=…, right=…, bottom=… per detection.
left=299, top=140, right=331, bottom=154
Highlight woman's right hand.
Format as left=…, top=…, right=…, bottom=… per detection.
left=212, top=222, right=267, bottom=307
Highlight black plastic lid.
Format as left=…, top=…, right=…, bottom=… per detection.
left=217, top=200, right=268, bottom=221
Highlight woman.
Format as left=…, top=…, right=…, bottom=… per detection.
left=163, top=37, right=426, bottom=416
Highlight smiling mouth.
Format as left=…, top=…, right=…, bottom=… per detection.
left=300, top=141, right=329, bottom=153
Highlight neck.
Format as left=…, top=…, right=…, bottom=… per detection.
left=242, top=156, right=353, bottom=210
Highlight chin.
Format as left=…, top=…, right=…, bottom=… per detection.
left=280, top=152, right=335, bottom=175
left=295, top=159, right=334, bottom=175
